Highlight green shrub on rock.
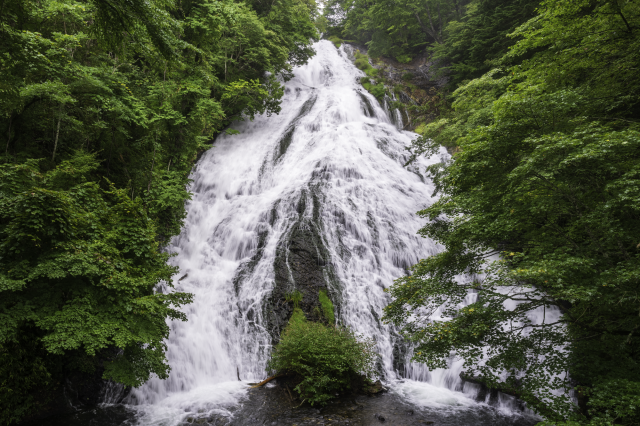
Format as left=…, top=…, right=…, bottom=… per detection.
left=354, top=51, right=371, bottom=71
left=318, top=290, right=335, bottom=325
left=369, top=83, right=386, bottom=99
left=328, top=35, right=343, bottom=48
left=267, top=308, right=376, bottom=405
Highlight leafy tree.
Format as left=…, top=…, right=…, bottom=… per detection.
left=1, top=0, right=318, bottom=236
left=325, top=0, right=470, bottom=62
left=386, top=0, right=640, bottom=423
left=0, top=154, right=192, bottom=423
left=430, top=0, right=540, bottom=88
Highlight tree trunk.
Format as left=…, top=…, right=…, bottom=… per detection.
left=5, top=114, right=12, bottom=156
left=453, top=0, right=461, bottom=18
left=437, top=2, right=443, bottom=41
left=148, top=136, right=157, bottom=193
left=418, top=8, right=442, bottom=43
left=52, top=105, right=63, bottom=162
left=249, top=373, right=287, bottom=388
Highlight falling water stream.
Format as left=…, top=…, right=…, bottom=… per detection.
left=45, top=41, right=540, bottom=426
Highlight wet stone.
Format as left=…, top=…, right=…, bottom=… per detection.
left=218, top=381, right=540, bottom=426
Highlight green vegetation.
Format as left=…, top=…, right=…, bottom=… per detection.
left=0, top=0, right=319, bottom=422
left=354, top=51, right=379, bottom=77
left=353, top=51, right=385, bottom=98
left=325, top=0, right=468, bottom=62
left=0, top=154, right=192, bottom=423
left=267, top=308, right=376, bottom=405
left=326, top=0, right=537, bottom=73
left=401, top=72, right=414, bottom=81
left=361, top=79, right=385, bottom=99
left=413, top=123, right=426, bottom=135
left=318, top=289, right=335, bottom=325
left=3, top=0, right=638, bottom=423
left=324, top=0, right=540, bottom=133
left=286, top=306, right=309, bottom=329
left=286, top=290, right=304, bottom=307
left=380, top=0, right=640, bottom=424
left=328, top=35, right=343, bottom=48
left=430, top=0, right=539, bottom=88
left=368, top=83, right=386, bottom=99
left=354, top=51, right=372, bottom=71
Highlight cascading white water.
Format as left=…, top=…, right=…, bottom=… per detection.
left=126, top=40, right=525, bottom=425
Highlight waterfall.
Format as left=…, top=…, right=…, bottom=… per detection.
left=125, top=40, right=528, bottom=425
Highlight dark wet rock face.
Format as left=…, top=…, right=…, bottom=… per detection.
left=358, top=91, right=376, bottom=117
left=265, top=189, right=339, bottom=342
left=275, top=95, right=318, bottom=163
left=341, top=43, right=447, bottom=132
left=392, top=342, right=408, bottom=378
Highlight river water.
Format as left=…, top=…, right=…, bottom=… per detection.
left=42, top=40, right=539, bottom=426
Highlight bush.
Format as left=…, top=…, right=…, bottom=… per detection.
left=369, top=83, right=386, bottom=99
left=327, top=35, right=342, bottom=48
left=355, top=57, right=370, bottom=71
left=365, top=67, right=379, bottom=77
left=396, top=54, right=412, bottom=64
left=286, top=290, right=303, bottom=307
left=354, top=51, right=381, bottom=79
left=402, top=72, right=414, bottom=81
left=267, top=309, right=376, bottom=405
left=354, top=51, right=371, bottom=71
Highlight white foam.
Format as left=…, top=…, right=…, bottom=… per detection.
left=393, top=379, right=477, bottom=409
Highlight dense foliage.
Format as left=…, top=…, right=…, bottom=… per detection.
left=0, top=0, right=318, bottom=422
left=430, top=0, right=540, bottom=87
left=382, top=0, right=640, bottom=424
left=267, top=308, right=376, bottom=406
left=1, top=0, right=317, bottom=237
left=0, top=154, right=191, bottom=422
left=323, top=0, right=541, bottom=138
left=326, top=0, right=537, bottom=75
left=325, top=0, right=470, bottom=62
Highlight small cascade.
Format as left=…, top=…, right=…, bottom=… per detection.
left=124, top=40, right=535, bottom=425
left=101, top=381, right=127, bottom=405
left=382, top=92, right=404, bottom=130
